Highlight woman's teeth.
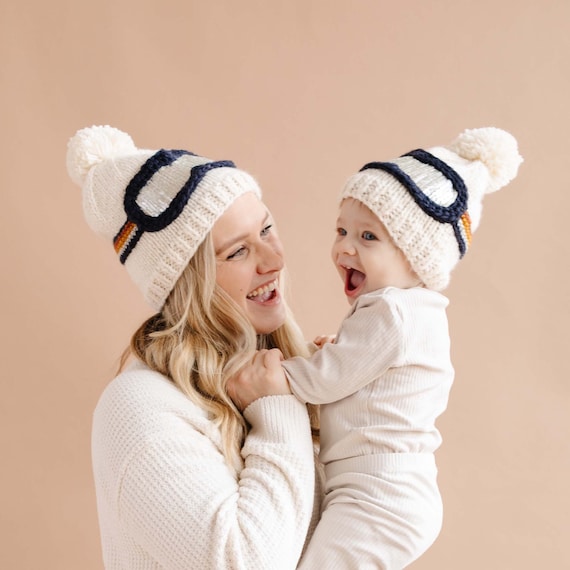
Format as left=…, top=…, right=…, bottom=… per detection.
left=247, top=280, right=277, bottom=300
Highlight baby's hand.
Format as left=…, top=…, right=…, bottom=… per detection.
left=227, top=348, right=290, bottom=411
left=313, top=334, right=336, bottom=348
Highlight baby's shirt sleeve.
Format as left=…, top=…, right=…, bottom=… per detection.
left=282, top=291, right=405, bottom=404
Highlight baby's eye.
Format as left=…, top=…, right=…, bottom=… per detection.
left=362, top=231, right=377, bottom=241
left=227, top=246, right=246, bottom=260
left=336, top=227, right=347, bottom=236
left=261, top=224, right=273, bottom=237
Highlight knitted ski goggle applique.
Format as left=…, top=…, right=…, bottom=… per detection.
left=360, top=149, right=472, bottom=257
left=114, top=149, right=235, bottom=263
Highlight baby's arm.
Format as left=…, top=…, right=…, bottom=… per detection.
left=229, top=294, right=404, bottom=408
left=283, top=294, right=404, bottom=405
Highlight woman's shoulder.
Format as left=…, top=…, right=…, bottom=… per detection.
left=96, top=359, right=194, bottom=413
left=91, top=360, right=226, bottom=496
left=93, top=359, right=216, bottom=449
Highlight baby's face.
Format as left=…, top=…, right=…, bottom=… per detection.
left=331, top=198, right=420, bottom=304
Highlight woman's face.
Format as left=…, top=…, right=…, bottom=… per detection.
left=212, top=192, right=286, bottom=334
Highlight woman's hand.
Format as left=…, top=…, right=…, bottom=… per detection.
left=227, top=348, right=291, bottom=411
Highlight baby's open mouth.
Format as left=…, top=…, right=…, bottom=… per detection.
left=345, top=267, right=365, bottom=292
left=247, top=280, right=278, bottom=302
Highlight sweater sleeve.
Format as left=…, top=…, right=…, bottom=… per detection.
left=113, top=394, right=315, bottom=570
left=282, top=292, right=404, bottom=404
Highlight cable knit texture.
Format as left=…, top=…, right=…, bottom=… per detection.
left=342, top=127, right=523, bottom=290
left=92, top=360, right=318, bottom=569
left=67, top=126, right=262, bottom=310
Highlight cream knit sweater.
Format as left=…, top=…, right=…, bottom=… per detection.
left=92, top=360, right=319, bottom=569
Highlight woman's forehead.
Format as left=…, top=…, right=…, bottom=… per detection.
left=212, top=193, right=270, bottom=251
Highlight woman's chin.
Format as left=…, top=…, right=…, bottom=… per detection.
left=247, top=301, right=286, bottom=335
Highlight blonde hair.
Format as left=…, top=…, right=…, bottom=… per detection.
left=122, top=233, right=318, bottom=471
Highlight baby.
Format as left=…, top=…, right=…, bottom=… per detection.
left=236, top=127, right=522, bottom=569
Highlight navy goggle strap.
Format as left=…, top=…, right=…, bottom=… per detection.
left=113, top=149, right=235, bottom=264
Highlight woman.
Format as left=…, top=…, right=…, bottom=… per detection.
left=66, top=125, right=321, bottom=569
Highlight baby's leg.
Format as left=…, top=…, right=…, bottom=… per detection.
left=298, top=455, right=442, bottom=569
left=298, top=498, right=408, bottom=569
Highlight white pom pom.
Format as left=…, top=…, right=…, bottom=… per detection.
left=66, top=125, right=136, bottom=186
left=449, top=127, right=523, bottom=193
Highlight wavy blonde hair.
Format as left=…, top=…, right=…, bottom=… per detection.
left=122, top=232, right=318, bottom=471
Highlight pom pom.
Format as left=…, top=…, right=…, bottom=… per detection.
left=449, top=127, right=523, bottom=193
left=66, top=125, right=136, bottom=186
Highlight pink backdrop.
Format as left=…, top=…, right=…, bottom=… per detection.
left=2, top=1, right=569, bottom=568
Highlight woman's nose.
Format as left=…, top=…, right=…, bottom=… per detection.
left=257, top=241, right=284, bottom=273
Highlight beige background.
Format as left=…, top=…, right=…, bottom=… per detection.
left=1, top=1, right=569, bottom=568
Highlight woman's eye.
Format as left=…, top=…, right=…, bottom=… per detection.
left=261, top=224, right=273, bottom=237
left=227, top=246, right=246, bottom=260
left=362, top=231, right=377, bottom=241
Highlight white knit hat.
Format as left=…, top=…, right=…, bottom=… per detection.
left=67, top=125, right=262, bottom=310
left=341, top=127, right=523, bottom=291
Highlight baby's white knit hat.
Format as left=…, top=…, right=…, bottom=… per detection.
left=342, top=127, right=523, bottom=290
left=67, top=125, right=262, bottom=310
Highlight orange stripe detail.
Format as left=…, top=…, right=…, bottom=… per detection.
left=114, top=221, right=137, bottom=254
left=461, top=212, right=472, bottom=247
